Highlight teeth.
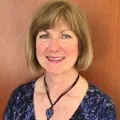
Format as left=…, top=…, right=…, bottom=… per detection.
left=47, top=57, right=64, bottom=60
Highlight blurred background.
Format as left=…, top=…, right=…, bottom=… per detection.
left=0, top=0, right=120, bottom=119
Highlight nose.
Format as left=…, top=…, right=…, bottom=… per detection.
left=49, top=39, right=60, bottom=52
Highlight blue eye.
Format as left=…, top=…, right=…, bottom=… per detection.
left=39, top=34, right=49, bottom=39
left=62, top=34, right=71, bottom=39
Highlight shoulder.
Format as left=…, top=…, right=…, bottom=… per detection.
left=3, top=80, right=35, bottom=119
left=81, top=82, right=117, bottom=119
left=86, top=83, right=113, bottom=101
left=9, top=80, right=35, bottom=103
left=9, top=80, right=35, bottom=99
left=87, top=83, right=115, bottom=105
left=15, top=80, right=35, bottom=93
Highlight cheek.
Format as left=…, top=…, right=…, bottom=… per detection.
left=65, top=44, right=78, bottom=57
left=36, top=43, right=47, bottom=55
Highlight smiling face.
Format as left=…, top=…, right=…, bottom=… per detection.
left=36, top=19, right=79, bottom=75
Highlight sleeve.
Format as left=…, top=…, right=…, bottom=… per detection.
left=86, top=84, right=118, bottom=120
left=3, top=86, right=21, bottom=120
left=99, top=97, right=118, bottom=120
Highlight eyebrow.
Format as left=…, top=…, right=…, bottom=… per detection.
left=42, top=29, right=73, bottom=33
left=61, top=29, right=73, bottom=33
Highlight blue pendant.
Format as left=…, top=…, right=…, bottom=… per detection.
left=46, top=108, right=54, bottom=120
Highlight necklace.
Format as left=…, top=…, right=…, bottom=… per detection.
left=44, top=74, right=79, bottom=120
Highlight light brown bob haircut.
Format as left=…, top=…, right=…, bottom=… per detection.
left=26, top=0, right=93, bottom=73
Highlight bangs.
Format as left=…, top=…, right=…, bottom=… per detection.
left=31, top=2, right=75, bottom=37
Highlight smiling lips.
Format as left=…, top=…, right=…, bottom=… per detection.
left=46, top=56, right=65, bottom=63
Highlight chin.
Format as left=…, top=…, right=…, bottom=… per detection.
left=46, top=70, right=64, bottom=75
left=45, top=67, right=76, bottom=76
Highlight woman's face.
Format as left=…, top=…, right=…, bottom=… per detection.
left=36, top=19, right=78, bottom=75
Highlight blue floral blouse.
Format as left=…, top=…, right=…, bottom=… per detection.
left=3, top=80, right=117, bottom=120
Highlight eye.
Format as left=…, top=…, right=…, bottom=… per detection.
left=62, top=34, right=72, bottom=39
left=39, top=34, right=49, bottom=39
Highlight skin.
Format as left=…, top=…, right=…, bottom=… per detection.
left=36, top=19, right=78, bottom=76
left=34, top=19, right=88, bottom=120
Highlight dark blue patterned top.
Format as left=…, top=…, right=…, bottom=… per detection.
left=3, top=80, right=117, bottom=120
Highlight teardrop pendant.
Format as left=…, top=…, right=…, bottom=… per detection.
left=46, top=108, right=54, bottom=120
left=44, top=74, right=79, bottom=120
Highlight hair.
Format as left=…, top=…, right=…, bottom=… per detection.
left=26, top=0, right=93, bottom=73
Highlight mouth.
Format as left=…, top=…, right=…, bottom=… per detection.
left=46, top=56, right=65, bottom=63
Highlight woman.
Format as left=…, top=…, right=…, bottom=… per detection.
left=3, top=0, right=117, bottom=120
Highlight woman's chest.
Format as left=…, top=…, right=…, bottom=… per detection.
left=34, top=93, right=82, bottom=120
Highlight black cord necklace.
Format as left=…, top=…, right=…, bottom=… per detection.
left=44, top=74, right=79, bottom=120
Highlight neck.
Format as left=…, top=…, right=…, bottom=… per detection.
left=45, top=68, right=78, bottom=94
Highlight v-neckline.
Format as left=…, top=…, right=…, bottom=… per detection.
left=32, top=80, right=90, bottom=119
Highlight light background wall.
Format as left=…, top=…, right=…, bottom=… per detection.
left=0, top=0, right=119, bottom=119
